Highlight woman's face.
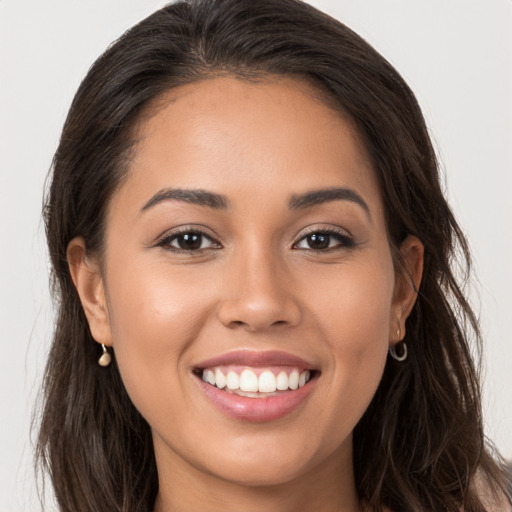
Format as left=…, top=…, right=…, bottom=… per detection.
left=72, top=76, right=421, bottom=491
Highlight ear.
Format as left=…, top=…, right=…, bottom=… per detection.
left=390, top=235, right=424, bottom=344
left=67, top=237, right=112, bottom=347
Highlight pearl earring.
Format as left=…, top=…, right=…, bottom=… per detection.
left=98, top=344, right=112, bottom=367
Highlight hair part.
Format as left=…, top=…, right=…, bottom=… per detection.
left=38, top=1, right=511, bottom=511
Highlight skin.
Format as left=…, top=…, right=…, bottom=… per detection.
left=68, top=76, right=423, bottom=512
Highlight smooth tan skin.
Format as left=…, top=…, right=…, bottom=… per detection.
left=68, top=77, right=423, bottom=512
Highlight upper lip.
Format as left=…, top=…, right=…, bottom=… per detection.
left=195, top=350, right=317, bottom=370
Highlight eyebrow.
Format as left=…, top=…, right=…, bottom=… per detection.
left=140, top=188, right=230, bottom=212
left=288, top=187, right=371, bottom=218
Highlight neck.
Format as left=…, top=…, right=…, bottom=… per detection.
left=152, top=436, right=360, bottom=512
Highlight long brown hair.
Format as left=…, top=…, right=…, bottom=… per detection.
left=38, top=0, right=511, bottom=510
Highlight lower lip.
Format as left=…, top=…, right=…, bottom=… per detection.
left=196, top=375, right=317, bottom=422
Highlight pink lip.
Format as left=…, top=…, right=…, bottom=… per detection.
left=193, top=350, right=319, bottom=422
left=195, top=349, right=316, bottom=370
left=196, top=375, right=317, bottom=422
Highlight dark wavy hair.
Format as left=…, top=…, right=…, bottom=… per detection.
left=37, top=0, right=511, bottom=510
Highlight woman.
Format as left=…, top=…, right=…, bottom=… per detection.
left=37, top=0, right=512, bottom=510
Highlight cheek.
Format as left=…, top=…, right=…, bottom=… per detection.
left=305, top=257, right=394, bottom=347
left=108, top=269, right=204, bottom=343
left=304, top=259, right=393, bottom=420
left=103, top=258, right=215, bottom=406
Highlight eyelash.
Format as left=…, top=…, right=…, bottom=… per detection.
left=292, top=227, right=355, bottom=252
left=156, top=226, right=355, bottom=254
left=156, top=227, right=221, bottom=254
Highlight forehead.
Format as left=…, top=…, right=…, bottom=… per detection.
left=116, top=76, right=383, bottom=220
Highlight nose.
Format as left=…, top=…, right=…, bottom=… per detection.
left=216, top=249, right=302, bottom=332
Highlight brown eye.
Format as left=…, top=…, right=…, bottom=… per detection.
left=305, top=233, right=331, bottom=250
left=294, top=229, right=355, bottom=251
left=174, top=233, right=203, bottom=250
left=159, top=231, right=220, bottom=252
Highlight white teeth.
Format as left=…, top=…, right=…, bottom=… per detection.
left=258, top=370, right=277, bottom=393
left=201, top=367, right=312, bottom=393
left=226, top=371, right=240, bottom=390
left=276, top=371, right=289, bottom=391
left=215, top=368, right=226, bottom=389
left=289, top=370, right=299, bottom=390
left=204, top=369, right=215, bottom=386
left=299, top=370, right=309, bottom=388
left=239, top=369, right=259, bottom=392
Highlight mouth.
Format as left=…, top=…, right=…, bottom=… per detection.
left=192, top=350, right=319, bottom=422
left=194, top=366, right=314, bottom=397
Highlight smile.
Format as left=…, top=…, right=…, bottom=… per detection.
left=193, top=351, right=319, bottom=422
left=201, top=367, right=312, bottom=396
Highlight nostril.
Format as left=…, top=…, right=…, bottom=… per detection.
left=217, top=294, right=302, bottom=332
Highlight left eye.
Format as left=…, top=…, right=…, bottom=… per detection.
left=161, top=231, right=219, bottom=251
left=294, top=231, right=353, bottom=251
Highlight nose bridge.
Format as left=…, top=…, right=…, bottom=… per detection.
left=217, top=241, right=301, bottom=331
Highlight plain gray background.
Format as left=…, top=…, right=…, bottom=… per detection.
left=1, top=1, right=511, bottom=510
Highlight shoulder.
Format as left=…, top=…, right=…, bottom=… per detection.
left=471, top=470, right=512, bottom=512
left=474, top=491, right=512, bottom=512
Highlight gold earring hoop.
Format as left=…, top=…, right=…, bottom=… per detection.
left=98, top=344, right=112, bottom=367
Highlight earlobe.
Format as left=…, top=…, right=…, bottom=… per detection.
left=67, top=237, right=112, bottom=346
left=391, top=235, right=424, bottom=342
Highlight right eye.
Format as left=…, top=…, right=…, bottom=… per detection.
left=158, top=230, right=221, bottom=253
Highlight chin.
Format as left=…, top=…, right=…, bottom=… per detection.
left=205, top=456, right=310, bottom=488
left=194, top=432, right=336, bottom=489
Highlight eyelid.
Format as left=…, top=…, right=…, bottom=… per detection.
left=294, top=224, right=353, bottom=241
left=155, top=224, right=223, bottom=250
left=152, top=223, right=355, bottom=253
left=292, top=225, right=355, bottom=250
